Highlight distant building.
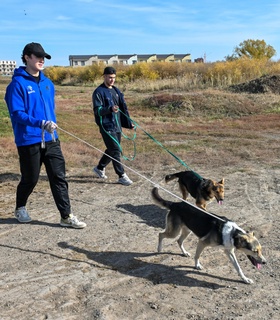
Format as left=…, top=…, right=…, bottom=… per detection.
left=137, top=54, right=157, bottom=63
left=69, top=54, right=191, bottom=67
left=68, top=55, right=92, bottom=67
left=0, top=60, right=16, bottom=75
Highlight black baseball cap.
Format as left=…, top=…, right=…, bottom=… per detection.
left=103, top=66, right=116, bottom=75
left=22, top=42, right=51, bottom=59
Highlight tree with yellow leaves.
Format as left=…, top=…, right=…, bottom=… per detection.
left=226, top=39, right=276, bottom=60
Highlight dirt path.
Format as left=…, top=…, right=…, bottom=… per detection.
left=0, top=160, right=279, bottom=319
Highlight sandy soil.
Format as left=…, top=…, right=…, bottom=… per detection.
left=0, top=143, right=279, bottom=320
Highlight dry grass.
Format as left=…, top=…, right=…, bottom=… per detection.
left=1, top=77, right=280, bottom=176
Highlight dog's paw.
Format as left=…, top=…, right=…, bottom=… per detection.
left=182, top=250, right=191, bottom=257
left=195, top=262, right=203, bottom=270
left=243, top=277, right=254, bottom=284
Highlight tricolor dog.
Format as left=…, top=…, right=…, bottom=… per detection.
left=165, top=170, right=224, bottom=210
left=152, top=187, right=266, bottom=284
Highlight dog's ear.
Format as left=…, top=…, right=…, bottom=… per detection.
left=219, top=178, right=225, bottom=185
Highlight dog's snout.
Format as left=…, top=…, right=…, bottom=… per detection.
left=261, top=257, right=267, bottom=264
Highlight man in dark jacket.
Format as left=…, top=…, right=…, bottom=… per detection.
left=5, top=42, right=86, bottom=228
left=92, top=66, right=134, bottom=186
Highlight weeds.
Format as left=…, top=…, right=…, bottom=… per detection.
left=44, top=58, right=280, bottom=88
left=1, top=74, right=280, bottom=173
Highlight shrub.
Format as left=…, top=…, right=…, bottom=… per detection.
left=43, top=59, right=280, bottom=87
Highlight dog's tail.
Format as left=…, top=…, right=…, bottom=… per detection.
left=151, top=187, right=172, bottom=209
left=165, top=172, right=181, bottom=183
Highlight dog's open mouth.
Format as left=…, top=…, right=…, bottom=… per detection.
left=217, top=200, right=223, bottom=205
left=247, top=255, right=262, bottom=270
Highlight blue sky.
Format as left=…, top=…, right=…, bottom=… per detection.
left=1, top=0, right=280, bottom=67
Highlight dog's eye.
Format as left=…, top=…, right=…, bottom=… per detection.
left=246, top=243, right=254, bottom=250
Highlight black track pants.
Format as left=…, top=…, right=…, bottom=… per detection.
left=97, top=129, right=124, bottom=177
left=16, top=140, right=71, bottom=218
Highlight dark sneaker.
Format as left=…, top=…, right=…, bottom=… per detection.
left=118, top=173, right=133, bottom=186
left=93, top=166, right=107, bottom=179
left=60, top=214, right=87, bottom=229
left=14, top=206, right=32, bottom=223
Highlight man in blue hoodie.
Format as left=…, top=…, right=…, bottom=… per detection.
left=5, top=42, right=86, bottom=228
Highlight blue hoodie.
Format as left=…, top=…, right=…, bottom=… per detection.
left=5, top=66, right=58, bottom=147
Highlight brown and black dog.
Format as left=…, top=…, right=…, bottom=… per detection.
left=152, top=187, right=266, bottom=284
left=165, top=170, right=224, bottom=210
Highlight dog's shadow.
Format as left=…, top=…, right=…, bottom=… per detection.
left=116, top=203, right=166, bottom=229
left=58, top=241, right=235, bottom=288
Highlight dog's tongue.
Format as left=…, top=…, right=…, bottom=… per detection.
left=218, top=200, right=223, bottom=205
left=256, top=263, right=262, bottom=270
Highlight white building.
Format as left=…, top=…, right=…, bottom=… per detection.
left=69, top=54, right=191, bottom=67
left=0, top=60, right=16, bottom=75
left=69, top=54, right=138, bottom=67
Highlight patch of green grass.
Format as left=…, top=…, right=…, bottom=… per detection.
left=265, top=103, right=280, bottom=113
left=0, top=99, right=12, bottom=137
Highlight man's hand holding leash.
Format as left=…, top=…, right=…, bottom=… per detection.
left=112, top=105, right=119, bottom=113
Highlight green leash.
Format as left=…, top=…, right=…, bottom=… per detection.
left=98, top=107, right=137, bottom=161
left=98, top=107, right=202, bottom=180
left=118, top=109, right=202, bottom=180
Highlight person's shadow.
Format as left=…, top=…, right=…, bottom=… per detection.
left=0, top=217, right=62, bottom=227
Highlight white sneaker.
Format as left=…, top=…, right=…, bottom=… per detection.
left=93, top=166, right=107, bottom=179
left=14, top=206, right=32, bottom=223
left=118, top=173, right=133, bottom=186
left=60, top=214, right=87, bottom=229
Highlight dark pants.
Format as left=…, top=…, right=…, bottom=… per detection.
left=16, top=140, right=71, bottom=219
left=97, top=129, right=124, bottom=177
